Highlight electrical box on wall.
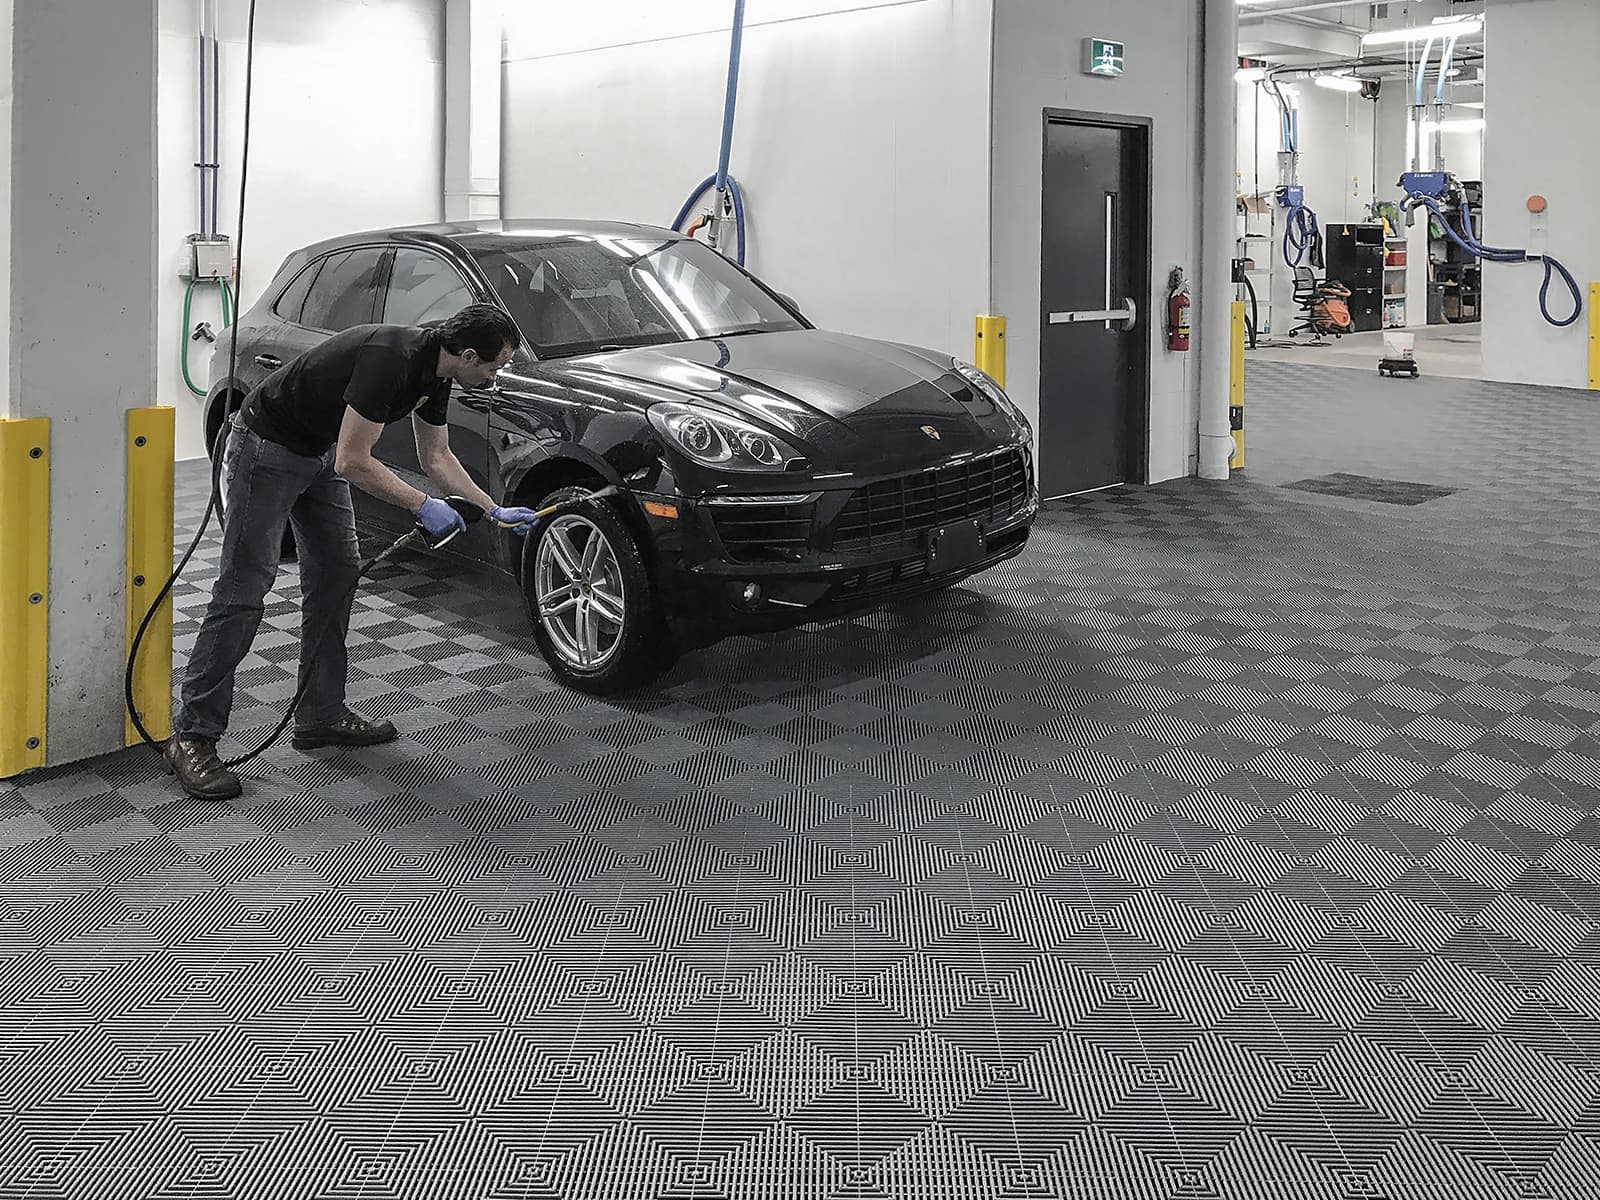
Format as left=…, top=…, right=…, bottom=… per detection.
left=180, top=236, right=233, bottom=282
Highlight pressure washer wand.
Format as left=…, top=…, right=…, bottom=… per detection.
left=523, top=485, right=620, bottom=525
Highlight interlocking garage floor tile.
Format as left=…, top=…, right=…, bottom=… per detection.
left=4, top=364, right=1600, bottom=1198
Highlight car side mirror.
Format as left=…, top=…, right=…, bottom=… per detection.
left=777, top=293, right=803, bottom=316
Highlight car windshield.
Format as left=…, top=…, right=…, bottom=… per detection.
left=468, top=235, right=804, bottom=358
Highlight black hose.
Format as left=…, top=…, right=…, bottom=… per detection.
left=1243, top=274, right=1260, bottom=349
left=126, top=0, right=258, bottom=760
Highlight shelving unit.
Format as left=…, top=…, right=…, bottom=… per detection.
left=1383, top=236, right=1408, bottom=328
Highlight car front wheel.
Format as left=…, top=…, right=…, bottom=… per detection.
left=519, top=486, right=672, bottom=694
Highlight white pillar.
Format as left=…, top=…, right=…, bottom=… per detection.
left=5, top=0, right=158, bottom=764
left=1198, top=0, right=1238, bottom=480
left=444, top=0, right=503, bottom=223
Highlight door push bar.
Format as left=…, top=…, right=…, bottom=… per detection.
left=1047, top=299, right=1138, bottom=330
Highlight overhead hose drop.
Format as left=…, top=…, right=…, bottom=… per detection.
left=1266, top=75, right=1321, bottom=271
left=1403, top=190, right=1583, bottom=328
left=671, top=0, right=748, bottom=264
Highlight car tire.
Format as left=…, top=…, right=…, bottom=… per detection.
left=519, top=486, right=673, bottom=694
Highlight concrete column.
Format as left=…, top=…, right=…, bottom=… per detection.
left=444, top=0, right=502, bottom=222
left=1197, top=0, right=1238, bottom=479
left=4, top=0, right=158, bottom=764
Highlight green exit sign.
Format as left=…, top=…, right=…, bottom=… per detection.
left=1084, top=37, right=1125, bottom=77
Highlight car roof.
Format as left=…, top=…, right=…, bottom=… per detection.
left=295, top=218, right=684, bottom=259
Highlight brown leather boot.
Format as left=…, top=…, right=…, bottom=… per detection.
left=163, top=736, right=243, bottom=800
left=292, top=710, right=398, bottom=751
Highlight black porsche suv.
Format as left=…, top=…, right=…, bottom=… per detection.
left=207, top=220, right=1037, bottom=693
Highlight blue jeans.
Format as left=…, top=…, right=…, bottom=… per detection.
left=176, top=414, right=362, bottom=740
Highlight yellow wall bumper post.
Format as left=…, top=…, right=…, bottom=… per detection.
left=1589, top=283, right=1599, bottom=391
left=975, top=315, right=1007, bottom=388
left=126, top=407, right=176, bottom=746
left=0, top=419, right=50, bottom=777
left=1229, top=300, right=1246, bottom=469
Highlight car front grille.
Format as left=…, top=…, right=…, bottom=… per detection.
left=707, top=500, right=815, bottom=563
left=829, top=448, right=1031, bottom=553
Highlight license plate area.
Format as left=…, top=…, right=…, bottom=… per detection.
left=926, top=520, right=986, bottom=576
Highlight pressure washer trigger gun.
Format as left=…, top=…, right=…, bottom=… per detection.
left=394, top=495, right=484, bottom=557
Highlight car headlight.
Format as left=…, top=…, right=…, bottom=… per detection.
left=648, top=402, right=809, bottom=472
left=954, top=361, right=1033, bottom=445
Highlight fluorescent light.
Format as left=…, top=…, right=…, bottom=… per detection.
left=1421, top=117, right=1486, bottom=133
left=1314, top=74, right=1364, bottom=92
left=1362, top=15, right=1483, bottom=47
left=1236, top=67, right=1268, bottom=83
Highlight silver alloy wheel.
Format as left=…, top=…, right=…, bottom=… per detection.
left=534, top=514, right=627, bottom=670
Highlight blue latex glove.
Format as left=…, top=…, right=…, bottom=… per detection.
left=416, top=496, right=467, bottom=538
left=490, top=504, right=541, bottom=534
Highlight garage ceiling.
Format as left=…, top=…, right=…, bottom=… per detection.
left=1239, top=0, right=1486, bottom=80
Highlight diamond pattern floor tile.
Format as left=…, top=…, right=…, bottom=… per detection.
left=3, top=363, right=1600, bottom=1198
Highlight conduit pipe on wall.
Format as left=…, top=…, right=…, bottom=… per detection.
left=1199, top=0, right=1238, bottom=479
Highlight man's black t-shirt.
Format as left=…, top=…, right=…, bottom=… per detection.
left=241, top=324, right=450, bottom=457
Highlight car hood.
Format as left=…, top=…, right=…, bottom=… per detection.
left=541, top=329, right=1018, bottom=472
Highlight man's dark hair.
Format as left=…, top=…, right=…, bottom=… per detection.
left=437, top=303, right=521, bottom=359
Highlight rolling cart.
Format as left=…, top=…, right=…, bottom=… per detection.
left=1379, top=330, right=1419, bottom=378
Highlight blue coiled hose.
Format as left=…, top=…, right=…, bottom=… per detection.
left=1282, top=200, right=1321, bottom=270
left=670, top=173, right=747, bottom=267
left=1404, top=192, right=1582, bottom=328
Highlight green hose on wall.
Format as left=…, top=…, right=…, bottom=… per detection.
left=181, top=277, right=234, bottom=397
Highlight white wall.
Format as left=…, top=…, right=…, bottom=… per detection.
left=1236, top=76, right=1379, bottom=331
left=991, top=0, right=1204, bottom=484
left=159, top=0, right=445, bottom=459
left=1482, top=0, right=1594, bottom=389
left=500, top=0, right=992, bottom=371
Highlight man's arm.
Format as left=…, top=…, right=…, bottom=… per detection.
left=413, top=415, right=497, bottom=513
left=334, top=408, right=432, bottom=514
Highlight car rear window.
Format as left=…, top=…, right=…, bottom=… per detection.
left=300, top=247, right=386, bottom=332
left=272, top=258, right=323, bottom=324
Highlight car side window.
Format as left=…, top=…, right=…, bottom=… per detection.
left=384, top=248, right=476, bottom=327
left=300, top=247, right=386, bottom=332
left=272, top=259, right=323, bottom=324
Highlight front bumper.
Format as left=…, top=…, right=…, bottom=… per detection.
left=636, top=445, right=1038, bottom=642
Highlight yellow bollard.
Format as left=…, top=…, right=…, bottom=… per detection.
left=1230, top=300, right=1246, bottom=469
left=0, top=418, right=50, bottom=776
left=1589, top=283, right=1599, bottom=391
left=975, top=315, right=1006, bottom=388
left=126, top=407, right=176, bottom=746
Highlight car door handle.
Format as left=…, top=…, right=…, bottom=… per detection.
left=254, top=354, right=282, bottom=370
left=1047, top=298, right=1138, bottom=330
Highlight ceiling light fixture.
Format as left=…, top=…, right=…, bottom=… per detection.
left=1362, top=15, right=1483, bottom=48
left=1314, top=74, right=1365, bottom=93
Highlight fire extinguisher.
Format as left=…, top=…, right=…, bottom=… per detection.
left=1166, top=269, right=1191, bottom=352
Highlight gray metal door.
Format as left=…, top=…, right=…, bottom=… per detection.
left=1039, top=111, right=1151, bottom=499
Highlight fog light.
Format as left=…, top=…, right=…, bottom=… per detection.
left=731, top=582, right=765, bottom=610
